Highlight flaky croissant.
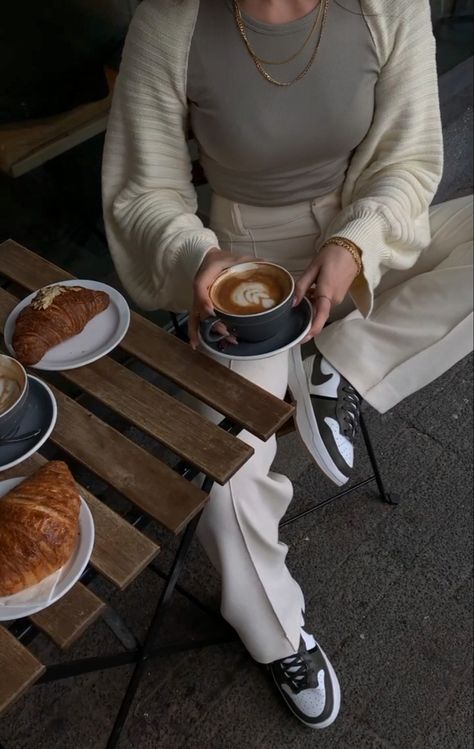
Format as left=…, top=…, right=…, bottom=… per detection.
left=13, top=284, right=110, bottom=365
left=0, top=461, right=81, bottom=597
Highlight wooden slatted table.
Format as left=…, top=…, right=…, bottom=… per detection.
left=0, top=239, right=294, bottom=749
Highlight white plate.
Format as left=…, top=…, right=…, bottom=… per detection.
left=0, top=477, right=95, bottom=621
left=0, top=376, right=57, bottom=473
left=4, top=279, right=130, bottom=370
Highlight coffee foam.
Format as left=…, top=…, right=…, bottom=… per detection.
left=230, top=282, right=276, bottom=310
left=0, top=377, right=21, bottom=414
left=211, top=266, right=292, bottom=316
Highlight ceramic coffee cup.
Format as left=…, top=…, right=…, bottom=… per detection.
left=201, top=261, right=295, bottom=345
left=0, top=354, right=29, bottom=440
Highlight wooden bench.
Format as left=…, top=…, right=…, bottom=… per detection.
left=0, top=239, right=293, bottom=746
left=0, top=70, right=116, bottom=178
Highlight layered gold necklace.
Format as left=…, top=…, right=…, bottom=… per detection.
left=233, top=0, right=330, bottom=87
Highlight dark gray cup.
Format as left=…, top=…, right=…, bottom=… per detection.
left=0, top=354, right=29, bottom=440
left=201, top=261, right=295, bottom=345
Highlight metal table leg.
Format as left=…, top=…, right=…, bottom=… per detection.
left=359, top=414, right=400, bottom=505
left=105, top=476, right=214, bottom=749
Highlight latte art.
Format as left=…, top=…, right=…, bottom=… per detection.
left=211, top=265, right=292, bottom=316
left=231, top=282, right=276, bottom=311
left=0, top=376, right=21, bottom=414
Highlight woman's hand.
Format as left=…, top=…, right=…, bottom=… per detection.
left=293, top=243, right=361, bottom=341
left=188, top=248, right=254, bottom=349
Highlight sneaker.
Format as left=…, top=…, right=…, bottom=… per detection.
left=288, top=343, right=361, bottom=486
left=269, top=634, right=341, bottom=729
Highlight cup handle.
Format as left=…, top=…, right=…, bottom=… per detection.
left=200, top=317, right=227, bottom=344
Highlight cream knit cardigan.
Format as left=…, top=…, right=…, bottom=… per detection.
left=102, top=0, right=443, bottom=316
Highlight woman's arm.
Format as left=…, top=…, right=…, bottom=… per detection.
left=327, top=0, right=443, bottom=317
left=102, top=0, right=219, bottom=313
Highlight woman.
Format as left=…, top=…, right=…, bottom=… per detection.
left=102, top=0, right=473, bottom=729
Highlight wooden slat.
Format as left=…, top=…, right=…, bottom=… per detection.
left=0, top=285, right=253, bottom=484
left=50, top=386, right=208, bottom=534
left=0, top=240, right=71, bottom=286
left=61, top=357, right=253, bottom=484
left=30, top=583, right=105, bottom=650
left=0, top=240, right=294, bottom=440
left=0, top=94, right=111, bottom=178
left=0, top=626, right=45, bottom=714
left=1, top=454, right=160, bottom=590
left=276, top=418, right=296, bottom=439
left=83, top=489, right=160, bottom=589
left=123, top=317, right=294, bottom=440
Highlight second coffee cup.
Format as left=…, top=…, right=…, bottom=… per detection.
left=201, top=261, right=295, bottom=345
left=0, top=354, right=29, bottom=440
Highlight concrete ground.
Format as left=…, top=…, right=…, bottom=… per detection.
left=0, top=48, right=472, bottom=749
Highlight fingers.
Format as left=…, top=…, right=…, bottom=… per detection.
left=190, top=252, right=265, bottom=349
left=302, top=295, right=332, bottom=342
left=192, top=278, right=215, bottom=320
left=188, top=314, right=237, bottom=350
left=293, top=258, right=321, bottom=306
left=213, top=321, right=238, bottom=346
left=188, top=312, right=202, bottom=350
left=198, top=252, right=256, bottom=288
left=193, top=253, right=256, bottom=319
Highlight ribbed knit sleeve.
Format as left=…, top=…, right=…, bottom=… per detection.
left=327, top=0, right=443, bottom=316
left=102, top=0, right=219, bottom=312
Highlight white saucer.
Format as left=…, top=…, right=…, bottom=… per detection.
left=0, top=375, right=57, bottom=473
left=0, top=476, right=95, bottom=621
left=4, top=279, right=130, bottom=370
left=199, top=297, right=313, bottom=362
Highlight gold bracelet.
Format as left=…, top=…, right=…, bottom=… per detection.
left=322, top=236, right=363, bottom=276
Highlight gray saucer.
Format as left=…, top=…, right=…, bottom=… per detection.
left=199, top=297, right=312, bottom=361
left=0, top=375, right=57, bottom=472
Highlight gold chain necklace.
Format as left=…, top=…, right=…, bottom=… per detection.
left=233, top=0, right=330, bottom=87
left=235, top=0, right=323, bottom=66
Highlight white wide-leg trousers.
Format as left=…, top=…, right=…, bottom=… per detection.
left=194, top=192, right=473, bottom=663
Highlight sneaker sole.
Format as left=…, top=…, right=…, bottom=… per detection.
left=271, top=642, right=342, bottom=729
left=288, top=346, right=349, bottom=487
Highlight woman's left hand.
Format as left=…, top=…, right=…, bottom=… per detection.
left=293, top=243, right=361, bottom=341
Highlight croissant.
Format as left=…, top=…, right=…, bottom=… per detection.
left=13, top=284, right=110, bottom=365
left=0, top=461, right=81, bottom=597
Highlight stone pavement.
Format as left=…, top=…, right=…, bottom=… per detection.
left=0, top=50, right=472, bottom=749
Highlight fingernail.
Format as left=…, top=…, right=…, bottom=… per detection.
left=292, top=298, right=299, bottom=308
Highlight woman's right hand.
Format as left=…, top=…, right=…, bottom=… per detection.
left=188, top=248, right=253, bottom=349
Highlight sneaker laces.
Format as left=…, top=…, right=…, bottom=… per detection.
left=340, top=383, right=361, bottom=441
left=278, top=651, right=318, bottom=693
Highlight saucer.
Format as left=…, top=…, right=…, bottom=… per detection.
left=0, top=477, right=94, bottom=621
left=199, top=297, right=312, bottom=361
left=0, top=376, right=57, bottom=472
left=4, top=279, right=130, bottom=370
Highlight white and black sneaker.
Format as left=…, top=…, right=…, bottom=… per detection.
left=269, top=632, right=341, bottom=729
left=288, top=342, right=361, bottom=486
